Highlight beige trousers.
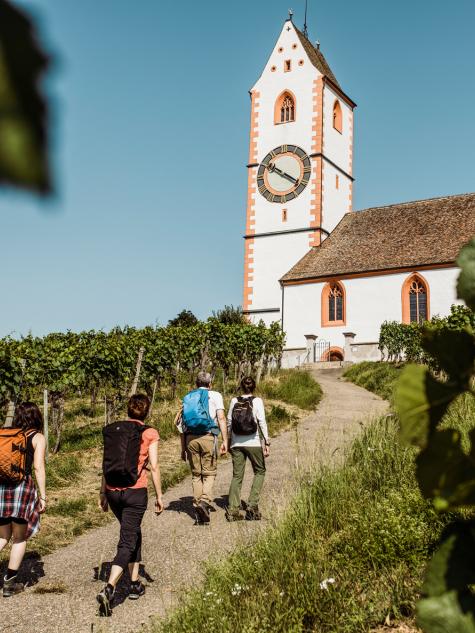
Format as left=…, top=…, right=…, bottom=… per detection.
left=186, top=434, right=217, bottom=507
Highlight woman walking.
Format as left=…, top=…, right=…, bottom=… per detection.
left=0, top=402, right=46, bottom=597
left=226, top=377, right=270, bottom=522
left=97, top=393, right=163, bottom=617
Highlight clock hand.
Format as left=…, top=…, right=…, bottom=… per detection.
left=268, top=162, right=299, bottom=185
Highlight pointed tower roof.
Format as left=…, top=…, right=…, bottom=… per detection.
left=294, top=25, right=340, bottom=88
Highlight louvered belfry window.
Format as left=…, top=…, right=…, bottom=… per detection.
left=409, top=278, right=427, bottom=323
left=280, top=95, right=295, bottom=123
left=328, top=283, right=343, bottom=322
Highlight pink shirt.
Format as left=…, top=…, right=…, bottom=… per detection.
left=106, top=420, right=159, bottom=491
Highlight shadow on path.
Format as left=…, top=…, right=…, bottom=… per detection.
left=0, top=552, right=44, bottom=589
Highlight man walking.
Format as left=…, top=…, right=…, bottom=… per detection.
left=179, top=371, right=228, bottom=524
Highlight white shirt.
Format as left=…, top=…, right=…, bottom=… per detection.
left=227, top=395, right=269, bottom=448
left=203, top=388, right=224, bottom=423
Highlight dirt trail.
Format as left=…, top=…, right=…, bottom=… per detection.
left=0, top=370, right=388, bottom=633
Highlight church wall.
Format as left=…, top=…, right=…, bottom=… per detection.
left=250, top=231, right=313, bottom=314
left=282, top=267, right=461, bottom=362
left=322, top=84, right=353, bottom=175
left=321, top=162, right=352, bottom=233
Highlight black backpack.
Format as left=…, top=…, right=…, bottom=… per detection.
left=102, top=421, right=149, bottom=488
left=231, top=397, right=257, bottom=435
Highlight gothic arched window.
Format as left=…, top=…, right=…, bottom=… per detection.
left=322, top=281, right=346, bottom=326
left=274, top=91, right=296, bottom=124
left=402, top=274, right=430, bottom=323
left=333, top=100, right=342, bottom=133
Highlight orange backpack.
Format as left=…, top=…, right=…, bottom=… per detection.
left=0, top=428, right=34, bottom=484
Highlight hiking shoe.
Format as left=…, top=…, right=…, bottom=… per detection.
left=195, top=501, right=210, bottom=524
left=226, top=509, right=244, bottom=522
left=128, top=580, right=145, bottom=600
left=245, top=506, right=262, bottom=521
left=96, top=584, right=114, bottom=617
left=3, top=576, right=24, bottom=598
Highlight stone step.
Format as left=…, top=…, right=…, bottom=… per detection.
left=300, top=361, right=353, bottom=370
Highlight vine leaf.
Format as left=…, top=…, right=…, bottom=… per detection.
left=395, top=365, right=461, bottom=447
left=422, top=328, right=475, bottom=388
left=457, top=239, right=475, bottom=312
left=417, top=521, right=475, bottom=633
left=0, top=0, right=51, bottom=193
left=416, top=430, right=475, bottom=510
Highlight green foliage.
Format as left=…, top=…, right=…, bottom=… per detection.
left=457, top=239, right=475, bottom=311
left=0, top=0, right=52, bottom=193
left=258, top=369, right=322, bottom=410
left=343, top=361, right=402, bottom=401
left=155, top=417, right=444, bottom=633
left=394, top=238, right=475, bottom=632
left=379, top=305, right=475, bottom=367
left=210, top=305, right=246, bottom=325
left=48, top=497, right=87, bottom=517
left=168, top=310, right=198, bottom=327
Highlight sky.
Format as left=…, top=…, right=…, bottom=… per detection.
left=1, top=0, right=474, bottom=337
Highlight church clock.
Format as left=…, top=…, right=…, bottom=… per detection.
left=257, top=145, right=311, bottom=203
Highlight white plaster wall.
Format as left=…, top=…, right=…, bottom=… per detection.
left=321, top=162, right=351, bottom=233
left=322, top=84, right=352, bottom=174
left=283, top=268, right=461, bottom=355
left=250, top=231, right=313, bottom=311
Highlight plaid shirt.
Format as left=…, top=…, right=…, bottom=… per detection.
left=0, top=476, right=40, bottom=539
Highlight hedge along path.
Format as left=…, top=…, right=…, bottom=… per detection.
left=0, top=369, right=388, bottom=633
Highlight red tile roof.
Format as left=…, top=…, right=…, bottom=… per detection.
left=281, top=193, right=475, bottom=283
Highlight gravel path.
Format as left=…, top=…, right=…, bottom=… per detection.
left=0, top=369, right=387, bottom=633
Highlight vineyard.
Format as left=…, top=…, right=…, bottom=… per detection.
left=0, top=319, right=285, bottom=452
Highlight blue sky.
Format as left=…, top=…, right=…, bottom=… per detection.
left=1, top=0, right=474, bottom=336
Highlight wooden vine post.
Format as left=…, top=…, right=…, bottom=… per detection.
left=129, top=347, right=145, bottom=397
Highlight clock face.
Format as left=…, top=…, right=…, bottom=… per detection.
left=257, top=145, right=311, bottom=203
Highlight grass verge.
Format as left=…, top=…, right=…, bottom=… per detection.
left=343, top=361, right=402, bottom=401
left=258, top=369, right=323, bottom=410
left=154, top=415, right=452, bottom=633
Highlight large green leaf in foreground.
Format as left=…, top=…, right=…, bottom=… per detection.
left=416, top=429, right=475, bottom=510
left=0, top=0, right=51, bottom=193
left=417, top=521, right=475, bottom=633
left=457, top=240, right=475, bottom=312
left=395, top=364, right=461, bottom=447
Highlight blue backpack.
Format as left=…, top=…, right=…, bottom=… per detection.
left=182, top=388, right=219, bottom=436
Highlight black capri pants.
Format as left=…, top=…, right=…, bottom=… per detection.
left=106, top=488, right=148, bottom=570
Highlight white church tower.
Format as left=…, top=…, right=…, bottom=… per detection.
left=243, top=14, right=356, bottom=324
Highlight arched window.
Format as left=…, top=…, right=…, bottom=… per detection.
left=321, top=281, right=346, bottom=326
left=333, top=100, right=342, bottom=133
left=274, top=91, right=296, bottom=124
left=402, top=274, right=430, bottom=324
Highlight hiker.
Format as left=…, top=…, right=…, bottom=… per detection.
left=226, top=376, right=270, bottom=521
left=178, top=371, right=228, bottom=524
left=0, top=402, right=46, bottom=597
left=97, top=393, right=163, bottom=617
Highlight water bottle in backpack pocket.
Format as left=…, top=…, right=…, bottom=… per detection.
left=231, top=397, right=257, bottom=435
left=182, top=389, right=218, bottom=435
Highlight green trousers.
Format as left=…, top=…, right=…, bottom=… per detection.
left=228, top=446, right=266, bottom=512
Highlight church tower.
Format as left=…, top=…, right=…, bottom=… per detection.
left=243, top=15, right=356, bottom=325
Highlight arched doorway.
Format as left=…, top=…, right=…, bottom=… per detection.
left=320, top=346, right=344, bottom=362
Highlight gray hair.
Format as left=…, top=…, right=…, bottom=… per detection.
left=196, top=371, right=212, bottom=388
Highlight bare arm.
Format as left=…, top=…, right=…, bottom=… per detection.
left=217, top=410, right=228, bottom=455
left=33, top=434, right=46, bottom=512
left=148, top=440, right=163, bottom=513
